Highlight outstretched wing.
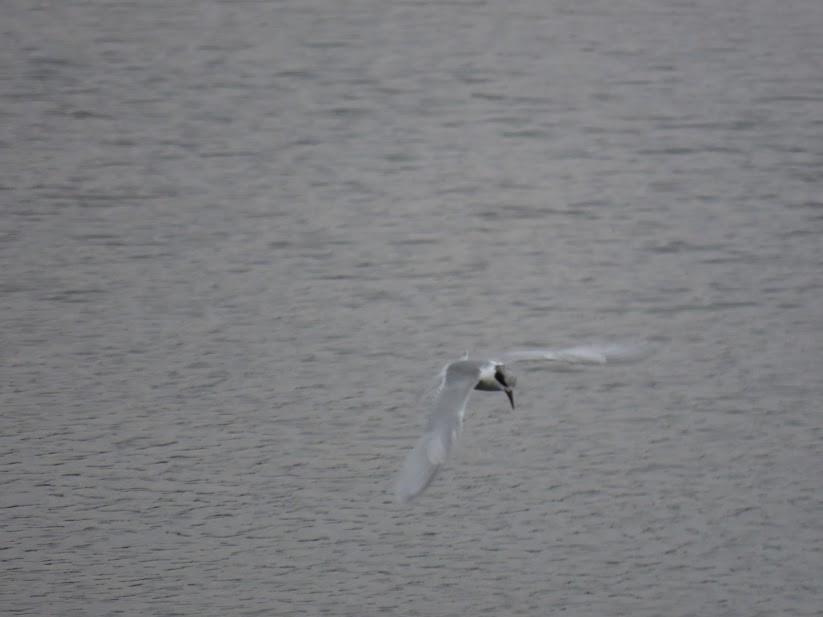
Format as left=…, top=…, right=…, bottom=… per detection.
left=395, top=362, right=481, bottom=503
left=495, top=343, right=654, bottom=365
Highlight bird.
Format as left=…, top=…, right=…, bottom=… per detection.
left=394, top=343, right=651, bottom=503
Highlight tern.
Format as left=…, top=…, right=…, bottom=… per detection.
left=394, top=343, right=651, bottom=503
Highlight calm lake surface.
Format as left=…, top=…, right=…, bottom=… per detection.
left=2, top=0, right=822, bottom=615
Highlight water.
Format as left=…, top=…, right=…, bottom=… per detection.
left=2, top=0, right=822, bottom=615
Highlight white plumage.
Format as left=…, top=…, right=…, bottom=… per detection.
left=394, top=343, right=652, bottom=503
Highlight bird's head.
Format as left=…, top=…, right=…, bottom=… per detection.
left=494, top=364, right=517, bottom=410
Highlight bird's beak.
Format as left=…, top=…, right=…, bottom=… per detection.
left=505, top=388, right=514, bottom=410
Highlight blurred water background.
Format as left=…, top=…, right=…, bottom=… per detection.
left=2, top=0, right=822, bottom=615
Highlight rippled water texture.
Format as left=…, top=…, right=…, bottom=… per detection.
left=2, top=0, right=822, bottom=615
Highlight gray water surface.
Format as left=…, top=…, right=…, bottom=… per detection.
left=2, top=0, right=822, bottom=615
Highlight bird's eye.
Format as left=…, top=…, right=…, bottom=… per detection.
left=494, top=369, right=507, bottom=386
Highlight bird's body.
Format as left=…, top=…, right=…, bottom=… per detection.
left=394, top=343, right=651, bottom=503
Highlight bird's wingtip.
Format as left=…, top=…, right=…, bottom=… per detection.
left=394, top=479, right=421, bottom=504
left=394, top=490, right=413, bottom=504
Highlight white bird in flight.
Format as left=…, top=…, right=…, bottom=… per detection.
left=394, top=343, right=651, bottom=503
